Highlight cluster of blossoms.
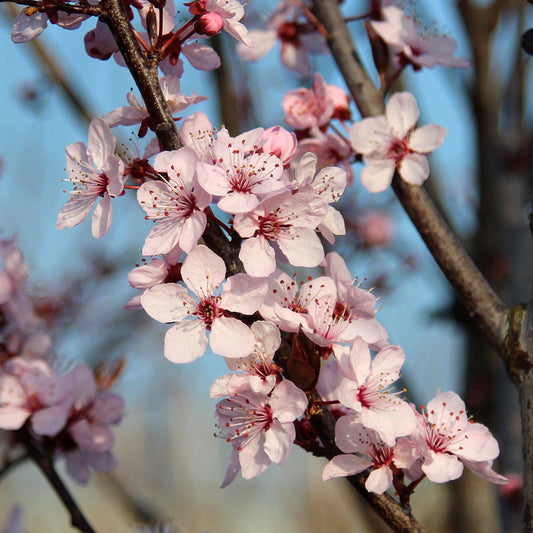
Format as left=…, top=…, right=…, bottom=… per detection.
left=8, top=0, right=506, bottom=512
left=0, top=241, right=124, bottom=484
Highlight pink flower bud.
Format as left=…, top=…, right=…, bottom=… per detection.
left=261, top=126, right=297, bottom=166
left=195, top=12, right=223, bottom=36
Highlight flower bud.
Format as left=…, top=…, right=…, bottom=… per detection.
left=261, top=126, right=297, bottom=166
left=194, top=12, right=223, bottom=36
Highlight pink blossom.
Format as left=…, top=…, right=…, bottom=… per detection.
left=196, top=129, right=286, bottom=214
left=334, top=337, right=415, bottom=446
left=411, top=391, right=507, bottom=484
left=233, top=191, right=328, bottom=277
left=259, top=270, right=336, bottom=333
left=294, top=130, right=354, bottom=186
left=141, top=245, right=266, bottom=363
left=323, top=415, right=418, bottom=493
left=210, top=321, right=283, bottom=397
left=84, top=21, right=118, bottom=60
left=236, top=1, right=328, bottom=77
left=12, top=8, right=88, bottom=43
left=179, top=111, right=221, bottom=160
left=302, top=253, right=388, bottom=348
left=216, top=379, right=308, bottom=486
left=102, top=76, right=206, bottom=133
left=371, top=5, right=470, bottom=70
left=354, top=210, right=394, bottom=248
left=56, top=118, right=126, bottom=239
left=291, top=152, right=347, bottom=243
left=138, top=147, right=211, bottom=255
left=0, top=358, right=71, bottom=435
left=282, top=73, right=335, bottom=130
left=350, top=92, right=446, bottom=192
left=125, top=249, right=182, bottom=310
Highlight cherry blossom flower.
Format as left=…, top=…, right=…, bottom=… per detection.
left=294, top=130, right=354, bottom=186
left=350, top=92, right=446, bottom=192
left=354, top=210, right=394, bottom=248
left=0, top=238, right=42, bottom=331
left=12, top=8, right=88, bottom=43
left=84, top=21, right=118, bottom=60
left=233, top=190, right=328, bottom=277
left=102, top=76, right=206, bottom=134
left=301, top=253, right=388, bottom=349
left=282, top=73, right=335, bottom=130
left=371, top=5, right=470, bottom=70
left=0, top=357, right=72, bottom=435
left=210, top=321, right=283, bottom=397
left=196, top=129, right=286, bottom=214
left=291, top=152, right=346, bottom=243
left=58, top=363, right=123, bottom=484
left=237, top=0, right=328, bottom=77
left=216, top=379, right=308, bottom=486
left=411, top=391, right=508, bottom=484
left=138, top=147, right=211, bottom=255
left=259, top=270, right=336, bottom=333
left=141, top=245, right=266, bottom=363
left=125, top=248, right=182, bottom=310
left=323, top=415, right=418, bottom=493
left=56, top=118, right=126, bottom=239
left=334, top=337, right=416, bottom=446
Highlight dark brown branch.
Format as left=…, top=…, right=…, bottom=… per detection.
left=15, top=427, right=96, bottom=533
left=99, top=0, right=182, bottom=151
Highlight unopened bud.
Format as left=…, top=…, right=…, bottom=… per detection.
left=146, top=6, right=158, bottom=48
left=194, top=12, right=223, bottom=36
left=184, top=0, right=207, bottom=15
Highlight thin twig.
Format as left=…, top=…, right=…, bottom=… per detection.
left=15, top=427, right=96, bottom=533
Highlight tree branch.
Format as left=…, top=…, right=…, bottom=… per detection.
left=15, top=427, right=96, bottom=533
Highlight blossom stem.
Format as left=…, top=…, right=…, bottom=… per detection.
left=15, top=427, right=96, bottom=533
left=344, top=12, right=372, bottom=23
left=0, top=0, right=102, bottom=16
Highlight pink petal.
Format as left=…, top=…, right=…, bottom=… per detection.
left=239, top=236, right=276, bottom=277
left=386, top=92, right=419, bottom=137
left=141, top=283, right=194, bottom=323
left=181, top=245, right=226, bottom=293
left=398, top=153, right=430, bottom=185
left=91, top=193, right=112, bottom=239
left=164, top=320, right=208, bottom=363
left=365, top=466, right=393, bottom=494
left=409, top=124, right=446, bottom=153
left=360, top=159, right=396, bottom=193
left=322, top=454, right=371, bottom=480
left=210, top=317, right=255, bottom=358
left=264, top=420, right=294, bottom=464
left=220, top=274, right=266, bottom=314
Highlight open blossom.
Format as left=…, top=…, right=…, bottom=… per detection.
left=59, top=363, right=123, bottom=484
left=196, top=128, right=286, bottom=214
left=216, top=379, right=308, bottom=487
left=323, top=415, right=419, bottom=493
left=283, top=73, right=335, bottom=130
left=411, top=391, right=508, bottom=484
left=138, top=147, right=211, bottom=256
left=371, top=5, right=470, bottom=70
left=259, top=269, right=336, bottom=333
left=334, top=337, right=416, bottom=446
left=0, top=357, right=72, bottom=435
left=57, top=118, right=126, bottom=239
left=12, top=8, right=88, bottom=43
left=291, top=152, right=346, bottom=243
left=102, top=76, right=206, bottom=134
left=141, top=245, right=266, bottom=363
left=233, top=191, right=328, bottom=277
left=350, top=92, right=446, bottom=193
left=210, top=321, right=283, bottom=397
left=237, top=0, right=328, bottom=77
